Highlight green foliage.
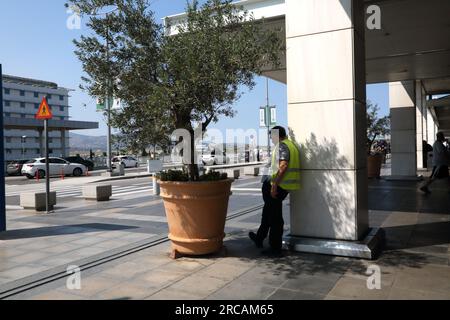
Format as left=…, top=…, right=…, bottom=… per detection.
left=157, top=169, right=228, bottom=182
left=69, top=0, right=283, bottom=180
left=367, top=100, right=390, bottom=155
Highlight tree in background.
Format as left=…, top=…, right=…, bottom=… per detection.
left=367, top=100, right=390, bottom=155
left=69, top=0, right=283, bottom=180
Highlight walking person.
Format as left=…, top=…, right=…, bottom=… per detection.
left=249, top=126, right=300, bottom=256
left=420, top=132, right=450, bottom=194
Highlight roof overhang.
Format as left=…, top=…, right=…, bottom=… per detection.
left=164, top=0, right=450, bottom=132
left=3, top=118, right=99, bottom=131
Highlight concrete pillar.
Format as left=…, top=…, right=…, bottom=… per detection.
left=286, top=0, right=368, bottom=241
left=389, top=81, right=417, bottom=177
left=415, top=81, right=423, bottom=169
left=61, top=130, right=66, bottom=157
left=427, top=110, right=436, bottom=145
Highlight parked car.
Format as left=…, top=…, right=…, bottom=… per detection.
left=7, top=159, right=31, bottom=176
left=64, top=156, right=94, bottom=171
left=21, top=157, right=87, bottom=179
left=201, top=150, right=230, bottom=165
left=111, top=156, right=139, bottom=168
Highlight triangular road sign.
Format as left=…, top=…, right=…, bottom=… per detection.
left=35, top=97, right=53, bottom=120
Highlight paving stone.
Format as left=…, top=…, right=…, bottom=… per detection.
left=95, top=281, right=159, bottom=300
left=8, top=252, right=53, bottom=264
left=267, top=288, right=324, bottom=300
left=168, top=275, right=230, bottom=297
left=27, top=289, right=87, bottom=300
left=393, top=269, right=450, bottom=293
left=146, top=288, right=205, bottom=300
left=388, top=287, right=450, bottom=300
left=134, top=270, right=186, bottom=288
left=206, top=282, right=277, bottom=300
left=281, top=275, right=340, bottom=295
left=326, top=276, right=391, bottom=300
left=55, top=275, right=122, bottom=298
left=194, top=261, right=253, bottom=281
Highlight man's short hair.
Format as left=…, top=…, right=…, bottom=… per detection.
left=437, top=132, right=445, bottom=140
left=270, top=126, right=287, bottom=139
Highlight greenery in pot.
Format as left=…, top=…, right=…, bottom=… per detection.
left=367, top=100, right=390, bottom=156
left=68, top=0, right=283, bottom=182
left=157, top=170, right=228, bottom=182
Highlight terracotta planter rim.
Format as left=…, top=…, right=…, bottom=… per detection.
left=158, top=178, right=234, bottom=186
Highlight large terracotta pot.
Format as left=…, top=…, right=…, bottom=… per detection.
left=159, top=178, right=233, bottom=257
left=367, top=154, right=383, bottom=178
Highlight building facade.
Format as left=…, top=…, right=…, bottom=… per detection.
left=2, top=75, right=79, bottom=162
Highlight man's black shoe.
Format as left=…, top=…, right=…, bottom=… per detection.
left=249, top=232, right=263, bottom=248
left=420, top=186, right=431, bottom=194
left=261, top=248, right=282, bottom=257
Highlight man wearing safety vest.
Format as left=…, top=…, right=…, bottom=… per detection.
left=249, top=126, right=300, bottom=256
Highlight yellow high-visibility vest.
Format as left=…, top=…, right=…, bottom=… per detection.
left=271, top=139, right=300, bottom=190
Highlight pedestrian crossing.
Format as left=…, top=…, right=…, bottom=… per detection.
left=5, top=183, right=154, bottom=199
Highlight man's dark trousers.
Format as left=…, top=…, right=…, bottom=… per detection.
left=256, top=180, right=289, bottom=250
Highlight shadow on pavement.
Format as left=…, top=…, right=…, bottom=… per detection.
left=0, top=223, right=138, bottom=240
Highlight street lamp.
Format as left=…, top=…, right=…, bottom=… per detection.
left=21, top=135, right=27, bottom=159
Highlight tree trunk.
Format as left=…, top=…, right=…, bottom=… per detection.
left=187, top=128, right=199, bottom=181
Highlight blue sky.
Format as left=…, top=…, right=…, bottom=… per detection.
left=0, top=0, right=389, bottom=138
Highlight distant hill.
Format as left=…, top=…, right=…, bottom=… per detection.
left=69, top=132, right=106, bottom=152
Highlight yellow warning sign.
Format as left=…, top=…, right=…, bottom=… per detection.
left=35, top=97, right=53, bottom=120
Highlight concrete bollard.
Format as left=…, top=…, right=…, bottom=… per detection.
left=244, top=167, right=260, bottom=176
left=20, top=192, right=57, bottom=212
left=153, top=176, right=160, bottom=196
left=224, top=169, right=240, bottom=179
left=82, top=184, right=112, bottom=201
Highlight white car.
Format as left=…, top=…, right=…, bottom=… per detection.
left=111, top=156, right=139, bottom=168
left=21, top=157, right=87, bottom=179
left=201, top=151, right=230, bottom=165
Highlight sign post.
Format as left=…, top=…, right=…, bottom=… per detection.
left=0, top=64, right=6, bottom=231
left=35, top=97, right=53, bottom=214
left=260, top=79, right=277, bottom=158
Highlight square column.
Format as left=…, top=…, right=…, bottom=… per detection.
left=285, top=0, right=369, bottom=243
left=415, top=80, right=426, bottom=169
left=389, top=81, right=417, bottom=177
left=61, top=130, right=66, bottom=157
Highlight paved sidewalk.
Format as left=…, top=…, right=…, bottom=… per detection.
left=12, top=206, right=450, bottom=300
left=1, top=178, right=449, bottom=300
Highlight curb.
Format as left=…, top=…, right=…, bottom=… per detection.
left=88, top=173, right=154, bottom=184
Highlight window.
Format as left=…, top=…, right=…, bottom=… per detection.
left=34, top=92, right=39, bottom=98
left=36, top=149, right=40, bottom=154
left=35, top=137, right=40, bottom=143
left=49, top=149, right=53, bottom=154
left=20, top=90, right=25, bottom=96
left=20, top=102, right=25, bottom=108
left=50, top=158, right=66, bottom=164
left=47, top=94, right=52, bottom=99
left=35, top=103, right=39, bottom=109
left=5, top=113, right=10, bottom=117
left=4, top=88, right=10, bottom=94
left=21, top=114, right=26, bottom=118
left=48, top=138, right=53, bottom=143
left=5, top=101, right=10, bottom=107
left=6, top=149, right=11, bottom=154
left=59, top=106, right=64, bottom=111
left=6, top=137, right=11, bottom=143
left=59, top=95, right=64, bottom=101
